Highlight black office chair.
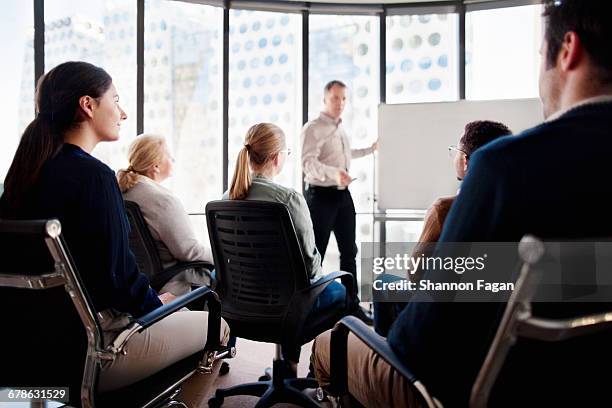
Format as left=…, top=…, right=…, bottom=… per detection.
left=205, top=200, right=355, bottom=408
left=0, top=219, right=231, bottom=408
left=124, top=200, right=214, bottom=292
left=470, top=236, right=612, bottom=408
left=328, top=235, right=612, bottom=408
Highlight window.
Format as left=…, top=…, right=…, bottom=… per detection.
left=45, top=0, right=137, bottom=172
left=386, top=13, right=459, bottom=103
left=144, top=0, right=223, bottom=212
left=228, top=9, right=302, bottom=191
left=1, top=1, right=33, bottom=182
left=466, top=5, right=543, bottom=100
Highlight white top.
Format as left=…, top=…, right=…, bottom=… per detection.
left=301, top=112, right=374, bottom=187
left=123, top=176, right=212, bottom=269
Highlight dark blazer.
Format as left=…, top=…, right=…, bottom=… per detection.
left=387, top=100, right=612, bottom=406
left=2, top=143, right=161, bottom=317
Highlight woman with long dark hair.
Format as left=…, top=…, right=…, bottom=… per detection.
left=0, top=61, right=228, bottom=391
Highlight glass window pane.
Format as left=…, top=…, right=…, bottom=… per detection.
left=1, top=1, right=34, bottom=182
left=45, top=0, right=138, bottom=171
left=308, top=15, right=380, bottom=214
left=386, top=13, right=459, bottom=104
left=228, top=10, right=303, bottom=191
left=144, top=0, right=223, bottom=212
left=386, top=220, right=424, bottom=243
left=466, top=5, right=543, bottom=100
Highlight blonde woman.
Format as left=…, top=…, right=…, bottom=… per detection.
left=225, top=123, right=348, bottom=372
left=118, top=135, right=212, bottom=295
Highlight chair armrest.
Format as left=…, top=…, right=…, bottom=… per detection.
left=329, top=316, right=440, bottom=408
left=108, top=286, right=222, bottom=355
left=281, top=271, right=355, bottom=351
left=152, top=261, right=215, bottom=289
left=330, top=316, right=418, bottom=394
left=307, top=271, right=354, bottom=299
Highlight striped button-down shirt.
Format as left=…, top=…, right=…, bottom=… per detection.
left=301, top=112, right=374, bottom=187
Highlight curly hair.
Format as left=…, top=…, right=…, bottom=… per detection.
left=460, top=121, right=512, bottom=157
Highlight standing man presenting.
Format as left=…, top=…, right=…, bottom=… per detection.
left=301, top=80, right=377, bottom=324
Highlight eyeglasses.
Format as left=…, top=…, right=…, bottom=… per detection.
left=448, top=145, right=469, bottom=159
left=279, top=148, right=292, bottom=156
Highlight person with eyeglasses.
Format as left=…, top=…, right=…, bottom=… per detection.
left=373, top=120, right=512, bottom=336
left=225, top=122, right=349, bottom=375
left=301, top=80, right=378, bottom=325
left=118, top=135, right=214, bottom=296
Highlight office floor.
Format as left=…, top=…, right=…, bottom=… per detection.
left=177, top=338, right=328, bottom=408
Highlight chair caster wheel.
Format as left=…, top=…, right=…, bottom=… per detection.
left=219, top=361, right=230, bottom=376
left=315, top=387, right=328, bottom=402
left=208, top=396, right=223, bottom=408
left=258, top=367, right=272, bottom=382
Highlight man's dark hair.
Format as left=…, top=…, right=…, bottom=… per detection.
left=324, top=80, right=347, bottom=93
left=460, top=121, right=512, bottom=157
left=543, top=0, right=612, bottom=82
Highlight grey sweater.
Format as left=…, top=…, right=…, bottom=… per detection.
left=123, top=176, right=212, bottom=269
left=223, top=175, right=323, bottom=282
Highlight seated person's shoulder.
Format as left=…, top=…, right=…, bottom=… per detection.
left=423, top=196, right=455, bottom=231
left=477, top=122, right=550, bottom=159
left=48, top=148, right=115, bottom=186
left=431, top=196, right=455, bottom=213
left=287, top=188, right=306, bottom=205
left=272, top=183, right=299, bottom=205
left=126, top=179, right=181, bottom=212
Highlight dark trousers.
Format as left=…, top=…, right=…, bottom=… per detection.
left=372, top=274, right=408, bottom=336
left=305, top=186, right=359, bottom=301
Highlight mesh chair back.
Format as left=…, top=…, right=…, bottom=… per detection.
left=124, top=200, right=163, bottom=280
left=206, top=200, right=310, bottom=339
left=0, top=219, right=100, bottom=405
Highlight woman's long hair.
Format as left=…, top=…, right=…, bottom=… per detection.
left=229, top=123, right=285, bottom=200
left=117, top=135, right=166, bottom=193
left=0, top=61, right=112, bottom=217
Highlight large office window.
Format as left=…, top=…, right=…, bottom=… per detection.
left=386, top=13, right=459, bottom=104
left=144, top=0, right=223, bottom=212
left=1, top=1, right=33, bottom=182
left=44, top=0, right=137, bottom=171
left=466, top=5, right=543, bottom=100
left=228, top=9, right=303, bottom=190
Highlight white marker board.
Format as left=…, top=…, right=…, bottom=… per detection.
left=377, top=98, right=543, bottom=210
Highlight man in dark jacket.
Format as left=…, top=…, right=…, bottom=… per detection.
left=312, top=1, right=612, bottom=406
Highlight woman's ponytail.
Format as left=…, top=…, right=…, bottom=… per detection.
left=229, top=146, right=252, bottom=200
left=116, top=166, right=141, bottom=193
left=227, top=123, right=285, bottom=200
left=1, top=116, right=62, bottom=217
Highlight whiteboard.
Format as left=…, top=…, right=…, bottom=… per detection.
left=377, top=98, right=543, bottom=210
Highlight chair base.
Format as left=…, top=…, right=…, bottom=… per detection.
left=208, top=358, right=320, bottom=408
